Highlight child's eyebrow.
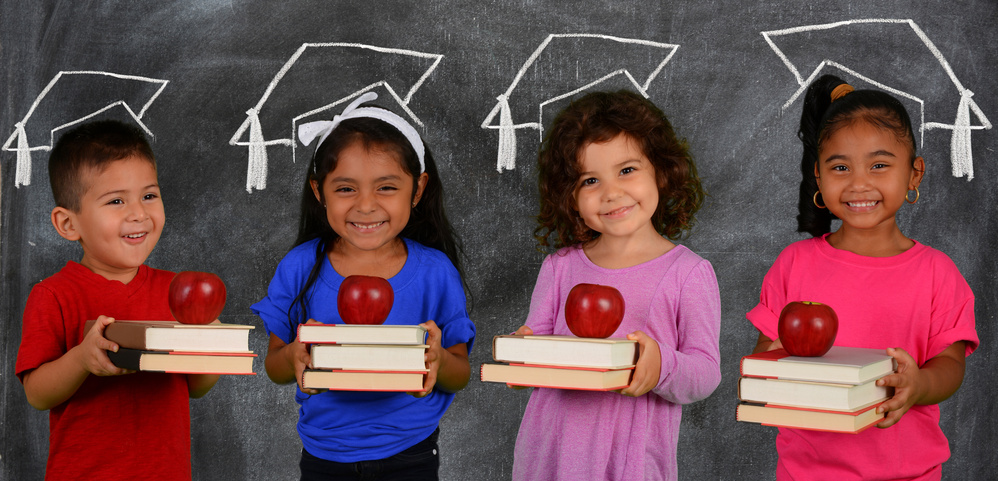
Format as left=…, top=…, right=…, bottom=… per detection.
left=330, top=175, right=402, bottom=183
left=94, top=184, right=160, bottom=198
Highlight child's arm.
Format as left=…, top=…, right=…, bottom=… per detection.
left=875, top=341, right=967, bottom=428
left=752, top=332, right=783, bottom=354
left=619, top=331, right=661, bottom=397
left=21, top=315, right=132, bottom=410
left=264, top=329, right=322, bottom=395
left=411, top=320, right=470, bottom=396
left=187, top=374, right=220, bottom=398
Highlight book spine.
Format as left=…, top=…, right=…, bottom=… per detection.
left=106, top=348, right=143, bottom=370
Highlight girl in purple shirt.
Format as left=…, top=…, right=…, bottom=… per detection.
left=511, top=90, right=721, bottom=480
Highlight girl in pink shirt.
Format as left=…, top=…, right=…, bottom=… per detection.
left=511, top=90, right=721, bottom=480
left=747, top=74, right=978, bottom=480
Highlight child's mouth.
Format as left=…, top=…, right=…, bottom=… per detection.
left=351, top=221, right=385, bottom=231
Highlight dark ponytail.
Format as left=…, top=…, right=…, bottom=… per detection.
left=795, top=74, right=917, bottom=237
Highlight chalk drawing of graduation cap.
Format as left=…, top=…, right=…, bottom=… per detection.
left=229, top=43, right=443, bottom=193
left=482, top=34, right=679, bottom=172
left=2, top=71, right=168, bottom=187
left=763, top=19, right=992, bottom=181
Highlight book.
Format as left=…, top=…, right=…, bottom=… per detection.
left=301, top=369, right=428, bottom=391
left=740, top=346, right=895, bottom=384
left=736, top=401, right=885, bottom=434
left=85, top=319, right=253, bottom=353
left=491, top=335, right=638, bottom=369
left=310, top=344, right=428, bottom=371
left=297, top=324, right=427, bottom=345
left=107, top=348, right=256, bottom=375
left=738, top=376, right=891, bottom=411
left=480, top=363, right=633, bottom=391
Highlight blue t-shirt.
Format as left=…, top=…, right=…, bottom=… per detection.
left=251, top=237, right=475, bottom=462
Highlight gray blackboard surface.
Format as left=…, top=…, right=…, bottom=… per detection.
left=2, top=1, right=996, bottom=480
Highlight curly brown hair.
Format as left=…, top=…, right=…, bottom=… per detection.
left=534, top=90, right=705, bottom=249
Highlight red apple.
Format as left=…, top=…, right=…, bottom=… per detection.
left=337, top=275, right=394, bottom=325
left=169, top=271, right=227, bottom=325
left=564, top=283, right=625, bottom=338
left=778, top=301, right=838, bottom=357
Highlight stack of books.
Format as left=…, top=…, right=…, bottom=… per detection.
left=298, top=324, right=429, bottom=392
left=736, top=346, right=896, bottom=433
left=480, top=335, right=637, bottom=391
left=94, top=320, right=257, bottom=375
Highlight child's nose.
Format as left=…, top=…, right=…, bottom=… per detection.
left=127, top=203, right=150, bottom=221
left=356, top=191, right=378, bottom=213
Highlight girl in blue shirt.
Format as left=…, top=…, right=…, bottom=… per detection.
left=252, top=92, right=475, bottom=481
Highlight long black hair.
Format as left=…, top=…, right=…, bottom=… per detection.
left=288, top=112, right=463, bottom=327
left=796, top=74, right=918, bottom=237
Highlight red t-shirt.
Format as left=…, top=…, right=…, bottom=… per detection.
left=16, top=262, right=191, bottom=480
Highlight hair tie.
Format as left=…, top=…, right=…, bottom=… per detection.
left=830, top=84, right=854, bottom=103
left=297, top=92, right=426, bottom=175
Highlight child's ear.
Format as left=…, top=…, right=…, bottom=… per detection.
left=813, top=162, right=821, bottom=187
left=910, top=156, right=926, bottom=189
left=51, top=207, right=81, bottom=241
left=411, top=172, right=429, bottom=207
left=310, top=179, right=322, bottom=204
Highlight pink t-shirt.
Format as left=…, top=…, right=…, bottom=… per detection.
left=747, top=235, right=978, bottom=481
left=513, top=245, right=721, bottom=481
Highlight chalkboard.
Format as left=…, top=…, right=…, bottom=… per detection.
left=2, top=1, right=996, bottom=480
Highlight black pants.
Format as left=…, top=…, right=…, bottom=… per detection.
left=299, top=429, right=440, bottom=481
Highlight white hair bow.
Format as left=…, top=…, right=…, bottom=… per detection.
left=297, top=92, right=425, bottom=173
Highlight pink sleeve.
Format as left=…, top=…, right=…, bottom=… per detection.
left=926, top=260, right=978, bottom=359
left=15, top=285, right=68, bottom=380
left=652, top=260, right=721, bottom=404
left=524, top=255, right=558, bottom=336
left=747, top=250, right=792, bottom=341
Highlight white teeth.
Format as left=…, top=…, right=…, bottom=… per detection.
left=352, top=222, right=384, bottom=229
left=848, top=201, right=878, bottom=207
left=125, top=233, right=145, bottom=239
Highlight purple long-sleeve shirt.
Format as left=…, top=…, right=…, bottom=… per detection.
left=512, top=245, right=721, bottom=481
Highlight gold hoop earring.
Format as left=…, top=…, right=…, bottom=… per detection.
left=906, top=187, right=920, bottom=204
left=813, top=191, right=826, bottom=209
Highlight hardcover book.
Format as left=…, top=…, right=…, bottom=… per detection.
left=738, top=376, right=891, bottom=411
left=491, top=335, right=637, bottom=369
left=310, top=344, right=428, bottom=371
left=86, top=319, right=253, bottom=353
left=740, top=346, right=895, bottom=384
left=297, top=324, right=427, bottom=345
left=107, top=348, right=256, bottom=375
left=480, top=363, right=633, bottom=391
left=736, top=400, right=885, bottom=434
left=301, top=369, right=428, bottom=392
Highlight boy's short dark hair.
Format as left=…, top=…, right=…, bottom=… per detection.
left=48, top=120, right=156, bottom=211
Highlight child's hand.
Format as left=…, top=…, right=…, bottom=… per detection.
left=410, top=321, right=443, bottom=397
left=875, top=347, right=924, bottom=428
left=292, top=319, right=322, bottom=395
left=507, top=325, right=534, bottom=389
left=619, top=330, right=661, bottom=397
left=77, top=316, right=133, bottom=377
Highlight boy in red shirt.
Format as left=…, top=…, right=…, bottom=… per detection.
left=15, top=120, right=219, bottom=480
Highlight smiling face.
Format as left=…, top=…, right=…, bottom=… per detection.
left=816, top=119, right=924, bottom=236
left=573, top=134, right=662, bottom=243
left=311, top=140, right=427, bottom=258
left=52, top=155, right=165, bottom=283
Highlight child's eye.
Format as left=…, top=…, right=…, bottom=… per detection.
left=335, top=186, right=355, bottom=193
left=143, top=193, right=159, bottom=201
left=378, top=185, right=398, bottom=192
left=580, top=177, right=598, bottom=187
left=831, top=165, right=848, bottom=172
left=620, top=167, right=635, bottom=175
left=107, top=198, right=124, bottom=205
left=872, top=163, right=888, bottom=169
